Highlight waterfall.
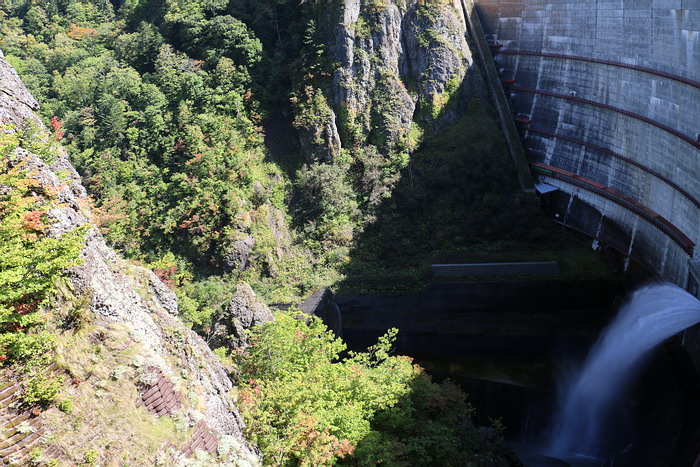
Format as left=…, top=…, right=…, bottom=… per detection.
left=548, top=284, right=700, bottom=458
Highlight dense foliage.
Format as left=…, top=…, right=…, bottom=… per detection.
left=235, top=312, right=513, bottom=466
left=1, top=0, right=273, bottom=264
left=0, top=126, right=86, bottom=365
left=0, top=0, right=567, bottom=303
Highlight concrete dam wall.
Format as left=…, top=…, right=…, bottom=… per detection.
left=472, top=0, right=700, bottom=288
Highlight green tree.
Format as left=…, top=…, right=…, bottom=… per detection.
left=236, top=312, right=414, bottom=466
left=0, top=127, right=86, bottom=363
left=114, top=22, right=164, bottom=72
left=236, top=312, right=515, bottom=466
left=294, top=163, right=359, bottom=251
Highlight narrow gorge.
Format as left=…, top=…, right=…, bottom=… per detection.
left=1, top=0, right=699, bottom=465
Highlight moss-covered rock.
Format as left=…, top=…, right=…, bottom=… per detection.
left=324, top=0, right=481, bottom=158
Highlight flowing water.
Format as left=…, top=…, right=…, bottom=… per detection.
left=548, top=284, right=700, bottom=460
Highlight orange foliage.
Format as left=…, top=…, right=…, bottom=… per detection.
left=50, top=116, right=64, bottom=141
left=153, top=264, right=177, bottom=289
left=67, top=23, right=97, bottom=40
left=14, top=301, right=39, bottom=315
left=22, top=210, right=47, bottom=232
left=184, top=153, right=204, bottom=166
left=292, top=415, right=355, bottom=465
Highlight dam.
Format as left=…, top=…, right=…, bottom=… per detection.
left=471, top=0, right=700, bottom=288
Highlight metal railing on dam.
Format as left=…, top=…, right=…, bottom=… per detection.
left=491, top=49, right=700, bottom=90
left=509, top=86, right=700, bottom=150
left=526, top=127, right=700, bottom=209
left=530, top=162, right=695, bottom=256
left=470, top=0, right=700, bottom=287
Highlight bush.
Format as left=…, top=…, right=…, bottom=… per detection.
left=83, top=449, right=99, bottom=465
left=293, top=163, right=359, bottom=251
left=57, top=398, right=74, bottom=413
left=22, top=373, right=62, bottom=408
left=0, top=128, right=86, bottom=365
left=235, top=312, right=513, bottom=466
left=236, top=312, right=413, bottom=465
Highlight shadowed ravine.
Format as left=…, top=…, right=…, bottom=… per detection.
left=548, top=284, right=700, bottom=462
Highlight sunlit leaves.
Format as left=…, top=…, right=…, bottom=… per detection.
left=0, top=129, right=86, bottom=363
left=236, top=312, right=414, bottom=466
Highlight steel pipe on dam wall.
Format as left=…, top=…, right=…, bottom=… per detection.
left=472, top=0, right=700, bottom=289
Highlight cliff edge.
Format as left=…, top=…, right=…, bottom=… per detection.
left=296, top=0, right=483, bottom=163
left=0, top=49, right=259, bottom=466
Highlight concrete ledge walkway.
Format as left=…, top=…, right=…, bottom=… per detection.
left=431, top=261, right=560, bottom=276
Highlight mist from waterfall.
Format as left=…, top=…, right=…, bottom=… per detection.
left=548, top=284, right=700, bottom=458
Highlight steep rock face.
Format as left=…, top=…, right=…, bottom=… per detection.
left=0, top=49, right=39, bottom=126
left=294, top=85, right=344, bottom=163
left=210, top=283, right=275, bottom=350
left=223, top=205, right=292, bottom=274
left=0, top=52, right=260, bottom=464
left=303, top=0, right=480, bottom=159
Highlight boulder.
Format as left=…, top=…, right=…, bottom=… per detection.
left=210, top=283, right=275, bottom=350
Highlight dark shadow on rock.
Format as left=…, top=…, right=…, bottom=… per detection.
left=335, top=98, right=575, bottom=294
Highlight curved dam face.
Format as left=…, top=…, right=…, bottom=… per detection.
left=472, top=0, right=700, bottom=288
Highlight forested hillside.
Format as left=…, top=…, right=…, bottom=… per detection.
left=1, top=0, right=326, bottom=313
left=0, top=0, right=615, bottom=464
left=0, top=0, right=569, bottom=306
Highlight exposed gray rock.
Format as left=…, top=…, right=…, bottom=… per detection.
left=147, top=269, right=179, bottom=315
left=210, top=283, right=275, bottom=350
left=295, top=88, right=342, bottom=163
left=0, top=49, right=40, bottom=127
left=325, top=0, right=479, bottom=154
left=267, top=206, right=292, bottom=260
left=0, top=53, right=260, bottom=463
left=224, top=206, right=292, bottom=274
left=1, top=48, right=85, bottom=205
left=223, top=235, right=256, bottom=272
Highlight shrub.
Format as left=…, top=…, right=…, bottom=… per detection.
left=83, top=449, right=99, bottom=465
left=237, top=312, right=515, bottom=466
left=22, top=373, right=62, bottom=408
left=58, top=398, right=74, bottom=413
left=0, top=128, right=87, bottom=365
left=212, top=346, right=233, bottom=366
left=236, top=312, right=412, bottom=465
left=293, top=163, right=359, bottom=251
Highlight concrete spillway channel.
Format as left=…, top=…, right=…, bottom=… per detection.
left=311, top=279, right=700, bottom=466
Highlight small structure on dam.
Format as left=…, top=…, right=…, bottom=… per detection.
left=471, top=0, right=700, bottom=289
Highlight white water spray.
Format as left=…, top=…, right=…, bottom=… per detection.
left=548, top=284, right=700, bottom=458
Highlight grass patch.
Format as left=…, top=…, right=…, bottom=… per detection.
left=40, top=323, right=193, bottom=466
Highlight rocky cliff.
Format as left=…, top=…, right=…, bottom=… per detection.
left=0, top=49, right=259, bottom=466
left=296, top=0, right=483, bottom=162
